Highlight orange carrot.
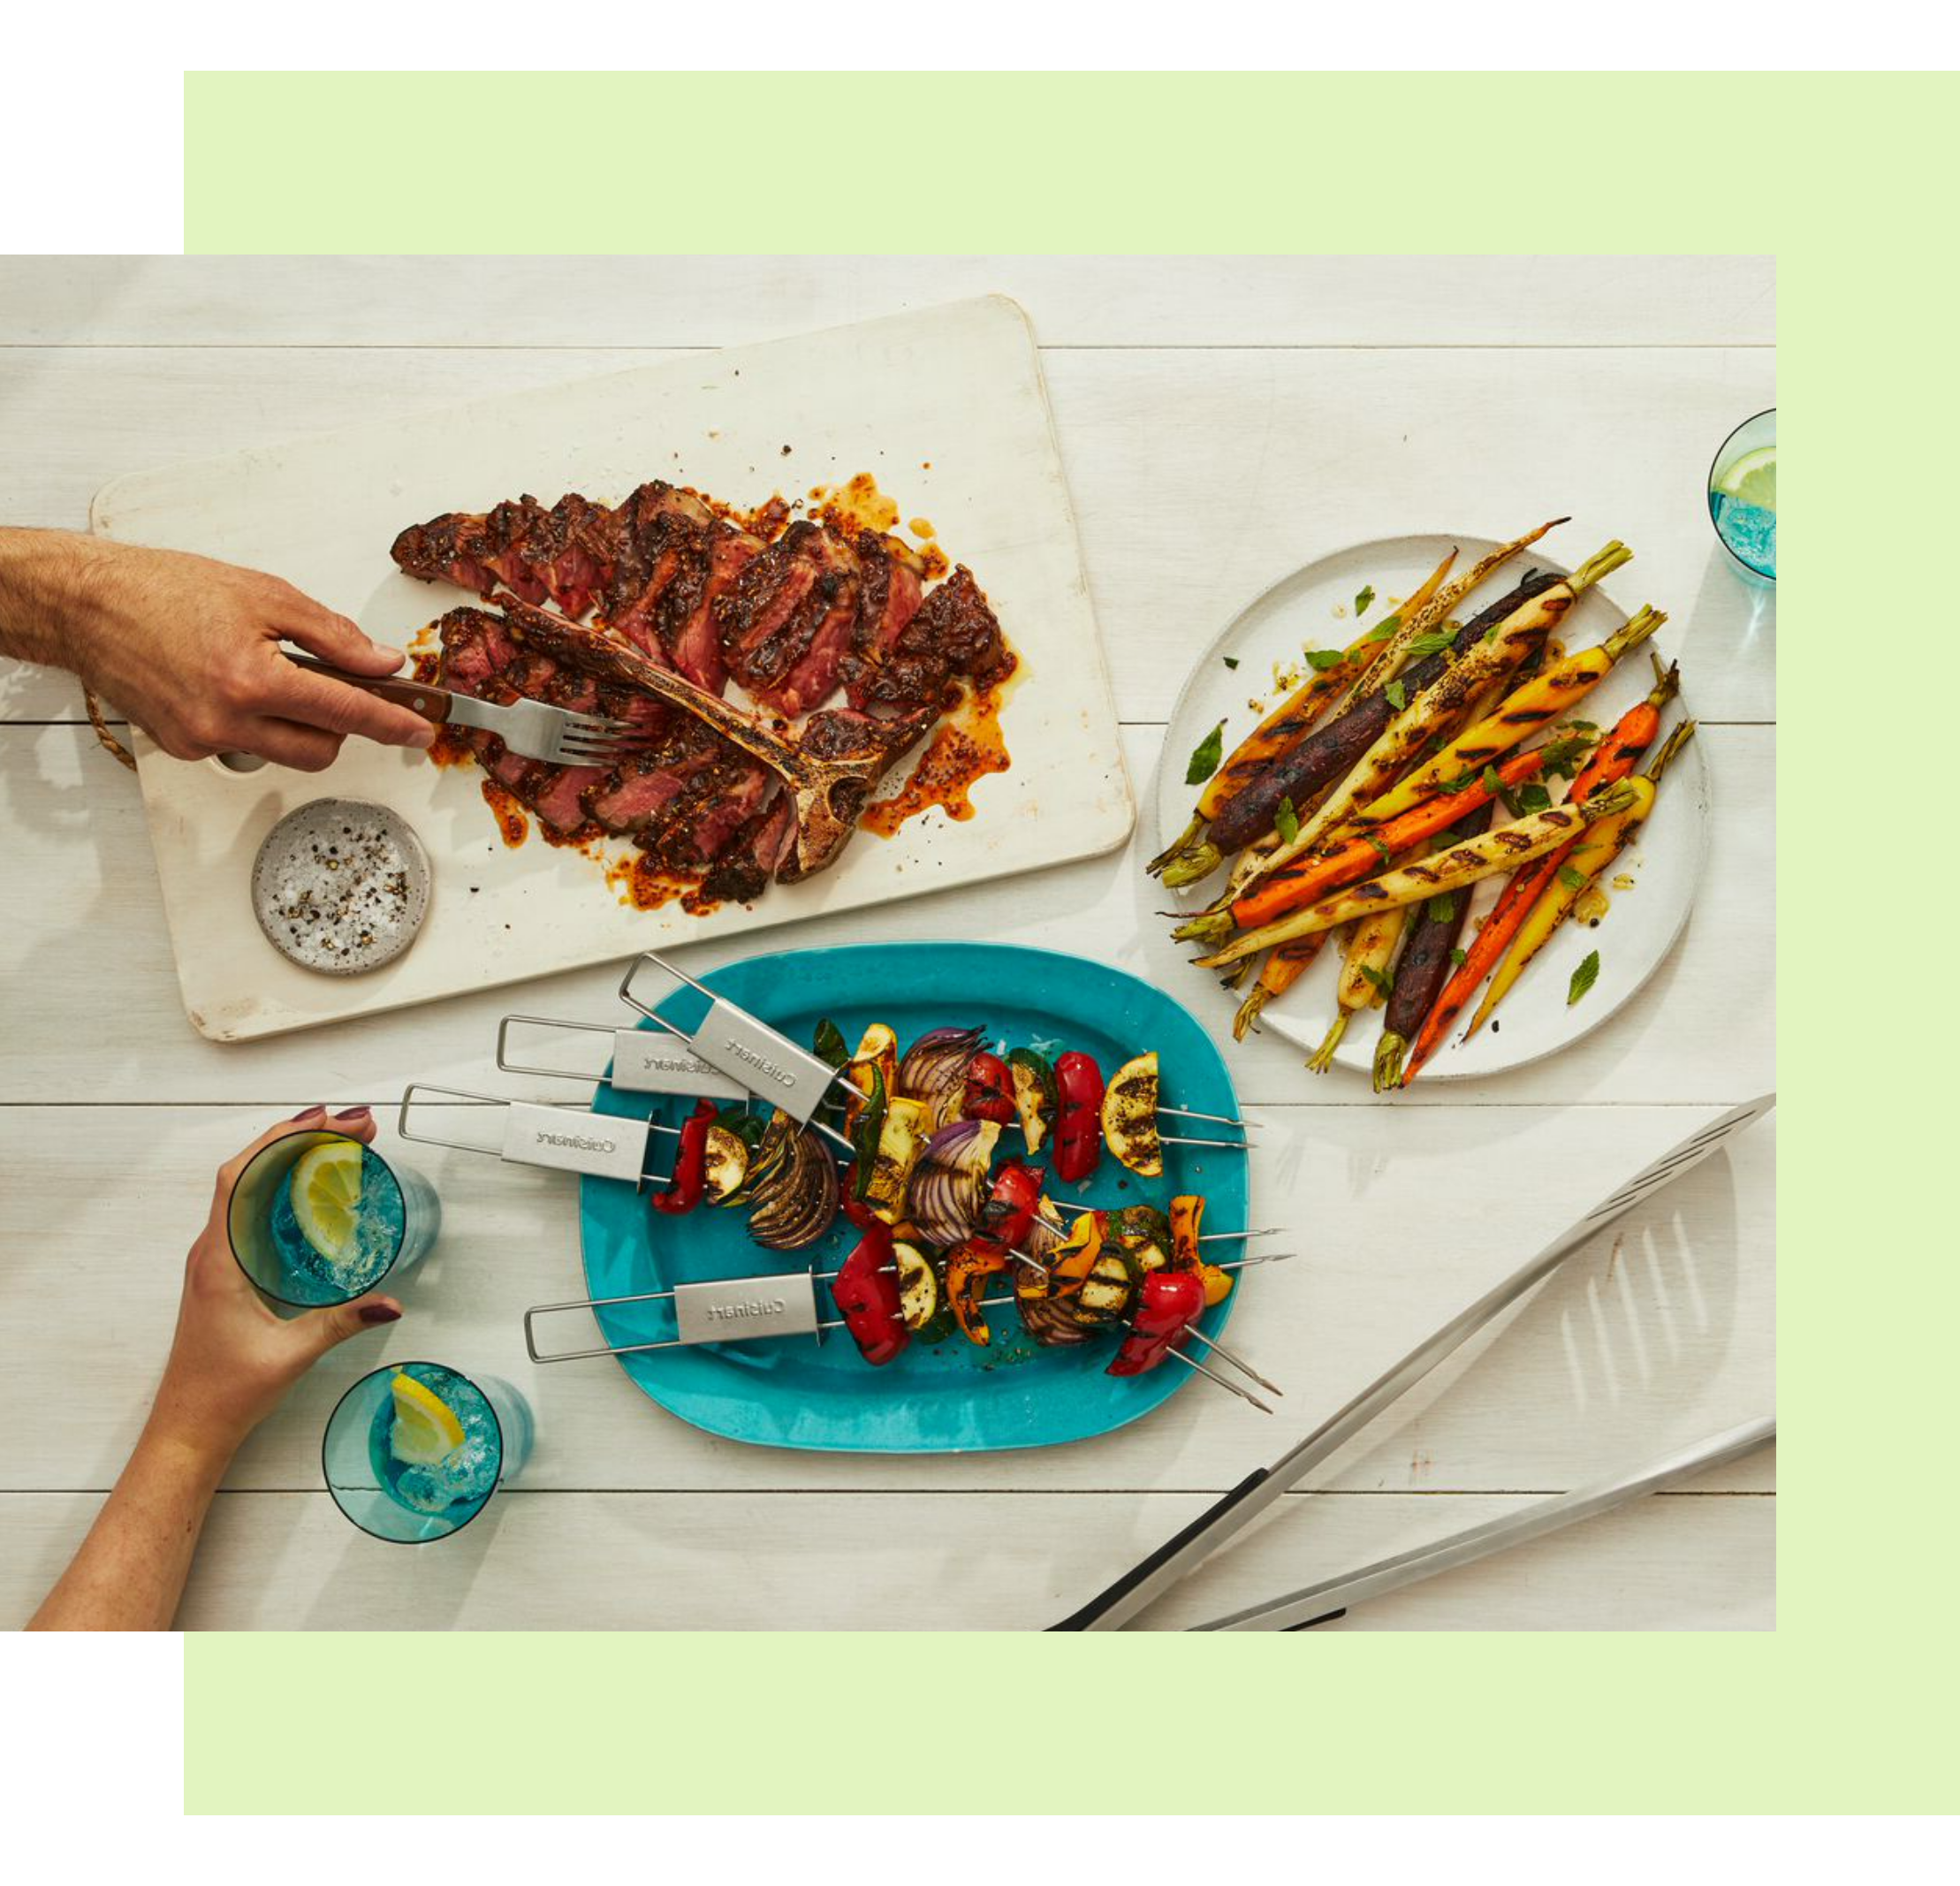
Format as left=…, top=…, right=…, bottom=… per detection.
left=1398, top=660, right=1680, bottom=1084
left=1230, top=748, right=1549, bottom=932
left=1231, top=934, right=1329, bottom=1038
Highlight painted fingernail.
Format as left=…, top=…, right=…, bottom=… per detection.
left=332, top=1106, right=372, bottom=1125
left=290, top=1106, right=327, bottom=1122
left=359, top=1303, right=401, bottom=1326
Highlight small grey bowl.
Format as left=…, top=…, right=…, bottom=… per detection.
left=251, top=799, right=432, bottom=976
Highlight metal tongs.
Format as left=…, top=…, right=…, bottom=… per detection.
left=1052, top=1093, right=1777, bottom=1631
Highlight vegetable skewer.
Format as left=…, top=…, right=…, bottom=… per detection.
left=1148, top=551, right=1457, bottom=883
left=1461, top=717, right=1697, bottom=1042
left=1397, top=659, right=1683, bottom=1083
left=1191, top=784, right=1638, bottom=967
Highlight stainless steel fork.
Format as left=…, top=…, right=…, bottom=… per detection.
left=284, top=653, right=649, bottom=766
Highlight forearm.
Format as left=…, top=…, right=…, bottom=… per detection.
left=27, top=1421, right=234, bottom=1631
left=0, top=527, right=103, bottom=673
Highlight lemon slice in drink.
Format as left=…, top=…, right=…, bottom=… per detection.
left=290, top=1139, right=366, bottom=1263
left=1715, top=445, right=1776, bottom=513
left=391, top=1372, right=466, bottom=1464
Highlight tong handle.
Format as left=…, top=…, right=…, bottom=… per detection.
left=285, top=652, right=455, bottom=726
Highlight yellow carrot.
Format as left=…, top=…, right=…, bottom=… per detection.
left=1354, top=606, right=1666, bottom=827
left=1461, top=721, right=1697, bottom=1038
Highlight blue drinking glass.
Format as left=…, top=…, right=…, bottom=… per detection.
left=1707, top=407, right=1776, bottom=587
left=226, top=1130, right=441, bottom=1309
left=323, top=1361, right=536, bottom=1545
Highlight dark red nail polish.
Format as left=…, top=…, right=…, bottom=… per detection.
left=359, top=1304, right=401, bottom=1325
left=332, top=1106, right=373, bottom=1125
left=290, top=1107, right=326, bottom=1122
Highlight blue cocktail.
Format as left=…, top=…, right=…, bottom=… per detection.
left=228, top=1131, right=440, bottom=1307
left=1707, top=408, right=1775, bottom=585
left=323, top=1361, right=535, bottom=1544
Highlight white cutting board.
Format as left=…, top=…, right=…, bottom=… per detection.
left=92, top=296, right=1133, bottom=1041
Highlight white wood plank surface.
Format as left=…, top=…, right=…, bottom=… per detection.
left=0, top=255, right=1776, bottom=351
left=0, top=1483, right=1772, bottom=1631
left=0, top=257, right=1774, bottom=1629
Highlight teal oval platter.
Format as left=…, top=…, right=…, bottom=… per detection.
left=578, top=941, right=1250, bottom=1453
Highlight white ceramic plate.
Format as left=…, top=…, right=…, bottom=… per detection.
left=1155, top=533, right=1711, bottom=1082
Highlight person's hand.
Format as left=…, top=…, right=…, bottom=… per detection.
left=49, top=534, right=436, bottom=770
left=146, top=1108, right=405, bottom=1471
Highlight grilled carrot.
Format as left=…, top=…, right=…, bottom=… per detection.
left=1231, top=541, right=1634, bottom=893
left=1337, top=518, right=1568, bottom=713
left=1231, top=933, right=1328, bottom=1038
left=1399, top=660, right=1682, bottom=1083
left=1204, top=565, right=1566, bottom=867
left=1353, top=607, right=1666, bottom=827
left=1373, top=804, right=1494, bottom=1091
left=1462, top=719, right=1697, bottom=1040
left=1213, top=747, right=1550, bottom=935
left=1190, top=787, right=1636, bottom=968
left=1307, top=904, right=1409, bottom=1073
left=1151, top=554, right=1457, bottom=884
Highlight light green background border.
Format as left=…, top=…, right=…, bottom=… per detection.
left=180, top=72, right=1938, bottom=1814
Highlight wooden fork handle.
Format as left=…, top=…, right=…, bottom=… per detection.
left=284, top=652, right=454, bottom=726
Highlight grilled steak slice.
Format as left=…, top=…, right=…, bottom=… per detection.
left=651, top=513, right=763, bottom=696
left=852, top=531, right=928, bottom=660
left=841, top=563, right=1010, bottom=719
left=395, top=492, right=612, bottom=619
left=702, top=788, right=796, bottom=904
left=581, top=720, right=726, bottom=839
left=899, top=566, right=1013, bottom=692
left=717, top=521, right=862, bottom=717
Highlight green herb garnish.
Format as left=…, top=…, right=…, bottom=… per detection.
left=1358, top=963, right=1394, bottom=999
left=1384, top=680, right=1407, bottom=712
left=1449, top=947, right=1469, bottom=968
left=1354, top=584, right=1376, bottom=616
left=1568, top=950, right=1601, bottom=1006
left=1275, top=796, right=1299, bottom=844
left=1404, top=631, right=1456, bottom=660
left=1517, top=783, right=1552, bottom=813
left=1367, top=834, right=1394, bottom=861
left=1363, top=615, right=1401, bottom=644
left=1538, top=734, right=1593, bottom=780
left=1558, top=864, right=1591, bottom=893
left=1425, top=892, right=1458, bottom=924
left=1304, top=648, right=1345, bottom=673
left=1222, top=655, right=1239, bottom=670
left=1185, top=721, right=1226, bottom=786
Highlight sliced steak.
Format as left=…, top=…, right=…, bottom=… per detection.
left=717, top=521, right=861, bottom=717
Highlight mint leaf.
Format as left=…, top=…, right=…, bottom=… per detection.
left=1358, top=962, right=1394, bottom=999
left=1354, top=584, right=1376, bottom=616
left=1222, top=655, right=1239, bottom=670
left=1384, top=680, right=1407, bottom=712
left=1304, top=648, right=1346, bottom=673
left=1185, top=721, right=1226, bottom=786
left=1517, top=783, right=1552, bottom=813
left=1275, top=796, right=1299, bottom=845
left=1425, top=892, right=1458, bottom=924
left=1449, top=947, right=1469, bottom=968
left=1568, top=950, right=1601, bottom=1006
left=1404, top=631, right=1456, bottom=659
left=1558, top=864, right=1591, bottom=893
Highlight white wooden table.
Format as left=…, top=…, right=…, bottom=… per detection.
left=0, top=258, right=1774, bottom=1630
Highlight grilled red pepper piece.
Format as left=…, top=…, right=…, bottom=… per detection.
left=832, top=1198, right=908, bottom=1366
left=1052, top=1052, right=1105, bottom=1183
left=979, top=1159, right=1045, bottom=1248
left=1106, top=1270, right=1206, bottom=1378
left=650, top=1099, right=717, bottom=1216
left=961, top=1050, right=1017, bottom=1124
